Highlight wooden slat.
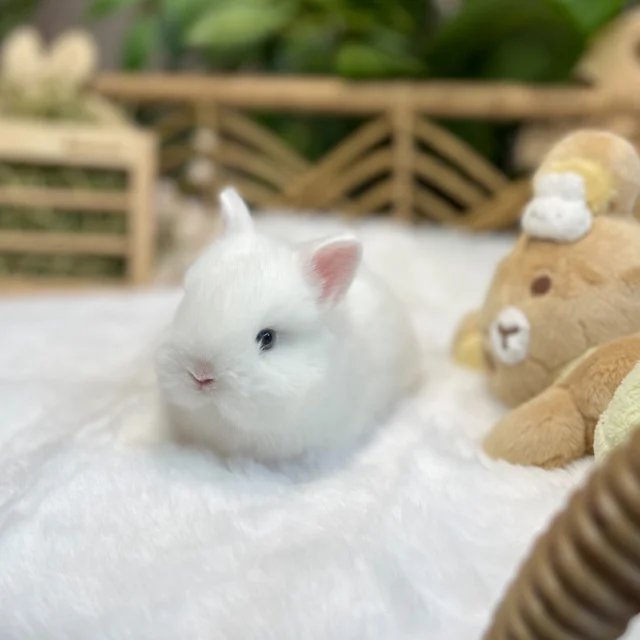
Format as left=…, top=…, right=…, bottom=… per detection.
left=305, top=148, right=392, bottom=209
left=341, top=179, right=393, bottom=216
left=0, top=120, right=147, bottom=169
left=414, top=186, right=459, bottom=223
left=414, top=118, right=508, bottom=192
left=285, top=117, right=391, bottom=203
left=218, top=171, right=281, bottom=208
left=0, top=186, right=129, bottom=212
left=463, top=179, right=531, bottom=230
left=414, top=154, right=487, bottom=208
left=93, top=74, right=640, bottom=119
left=219, top=109, right=309, bottom=174
left=0, top=231, right=129, bottom=255
left=391, top=105, right=415, bottom=221
left=0, top=276, right=124, bottom=295
left=219, top=142, right=298, bottom=188
left=127, top=134, right=156, bottom=284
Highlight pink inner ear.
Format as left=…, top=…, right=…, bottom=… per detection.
left=311, top=241, right=360, bottom=303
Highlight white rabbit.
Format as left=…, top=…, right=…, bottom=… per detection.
left=118, top=188, right=423, bottom=462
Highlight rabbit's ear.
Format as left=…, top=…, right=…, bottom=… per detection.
left=1, top=26, right=44, bottom=85
left=299, top=235, right=362, bottom=306
left=218, top=187, right=255, bottom=236
left=48, top=29, right=97, bottom=89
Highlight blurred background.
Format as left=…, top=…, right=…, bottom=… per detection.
left=22, top=0, right=635, bottom=161
left=0, top=0, right=639, bottom=289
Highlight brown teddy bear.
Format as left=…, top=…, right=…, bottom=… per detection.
left=453, top=129, right=640, bottom=468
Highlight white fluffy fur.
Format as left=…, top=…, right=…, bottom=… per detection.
left=521, top=172, right=593, bottom=242
left=0, top=214, right=618, bottom=640
left=125, top=191, right=422, bottom=461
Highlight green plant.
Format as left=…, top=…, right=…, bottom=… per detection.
left=0, top=0, right=41, bottom=40
left=89, top=0, right=626, bottom=79
left=88, top=0, right=626, bottom=165
left=426, top=0, right=625, bottom=82
left=91, top=0, right=434, bottom=77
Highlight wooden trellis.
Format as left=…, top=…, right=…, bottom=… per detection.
left=93, top=74, right=640, bottom=230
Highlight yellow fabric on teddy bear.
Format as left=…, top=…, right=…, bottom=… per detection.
left=594, top=361, right=640, bottom=462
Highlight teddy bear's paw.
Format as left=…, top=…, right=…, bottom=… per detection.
left=451, top=310, right=484, bottom=370
left=483, top=386, right=588, bottom=469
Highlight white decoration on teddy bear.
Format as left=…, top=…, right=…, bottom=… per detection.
left=521, top=172, right=593, bottom=243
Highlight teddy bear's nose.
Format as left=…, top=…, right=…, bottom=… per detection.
left=489, top=306, right=531, bottom=366
left=498, top=324, right=520, bottom=348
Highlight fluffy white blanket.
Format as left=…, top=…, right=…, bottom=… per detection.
left=0, top=215, right=613, bottom=640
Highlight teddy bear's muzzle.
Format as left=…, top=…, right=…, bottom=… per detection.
left=490, top=307, right=531, bottom=366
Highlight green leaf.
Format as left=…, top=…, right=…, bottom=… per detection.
left=553, top=0, right=625, bottom=35
left=371, top=27, right=413, bottom=56
left=274, top=18, right=338, bottom=73
left=162, top=0, right=212, bottom=28
left=121, top=16, right=158, bottom=70
left=0, top=0, right=40, bottom=38
left=481, top=31, right=579, bottom=81
left=186, top=1, right=297, bottom=49
left=304, top=0, right=344, bottom=8
left=336, top=43, right=385, bottom=77
left=340, top=8, right=378, bottom=34
left=336, top=42, right=425, bottom=79
left=87, top=0, right=137, bottom=20
left=439, top=120, right=498, bottom=163
left=426, top=0, right=624, bottom=81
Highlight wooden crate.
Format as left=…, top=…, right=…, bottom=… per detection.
left=0, top=119, right=156, bottom=293
left=93, top=74, right=640, bottom=230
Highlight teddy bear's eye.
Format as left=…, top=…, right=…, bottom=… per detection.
left=531, top=274, right=552, bottom=296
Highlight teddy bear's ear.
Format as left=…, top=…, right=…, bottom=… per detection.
left=521, top=130, right=640, bottom=244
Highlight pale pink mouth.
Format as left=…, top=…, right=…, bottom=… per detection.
left=189, top=372, right=215, bottom=390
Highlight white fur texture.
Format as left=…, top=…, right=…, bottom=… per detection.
left=145, top=198, right=421, bottom=462
left=489, top=306, right=531, bottom=366
left=0, top=215, right=615, bottom=640
left=521, top=172, right=593, bottom=242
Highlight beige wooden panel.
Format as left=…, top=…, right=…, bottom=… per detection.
left=0, top=186, right=129, bottom=212
left=0, top=120, right=146, bottom=169
left=0, top=231, right=128, bottom=255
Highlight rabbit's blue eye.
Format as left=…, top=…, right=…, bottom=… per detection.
left=256, top=329, right=276, bottom=351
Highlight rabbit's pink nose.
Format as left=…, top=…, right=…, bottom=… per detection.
left=189, top=361, right=215, bottom=389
